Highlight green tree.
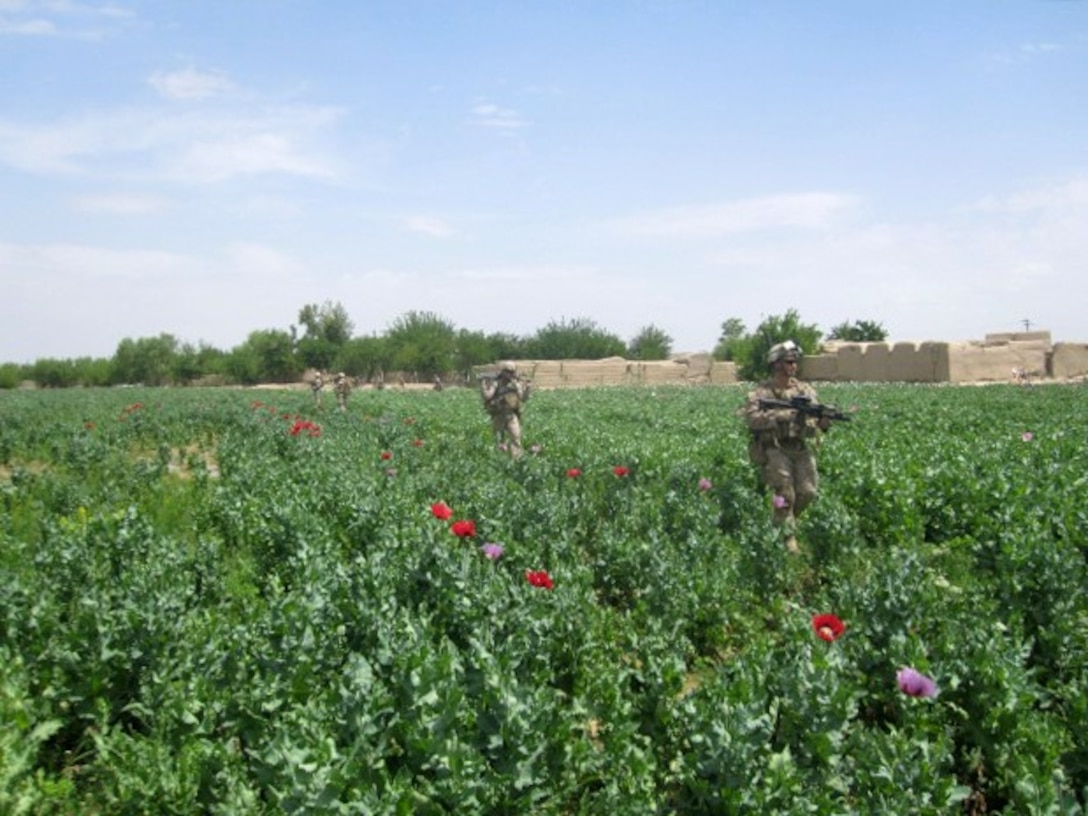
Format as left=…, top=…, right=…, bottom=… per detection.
left=524, top=317, right=625, bottom=360
left=713, top=317, right=750, bottom=362
left=738, top=309, right=823, bottom=381
left=827, top=319, right=888, bottom=342
left=454, top=329, right=501, bottom=374
left=627, top=324, right=673, bottom=360
left=173, top=342, right=227, bottom=384
left=484, top=332, right=528, bottom=362
left=73, top=357, right=112, bottom=387
left=0, top=363, right=20, bottom=389
left=335, top=335, right=390, bottom=380
left=384, top=311, right=458, bottom=378
left=296, top=301, right=354, bottom=370
left=28, top=358, right=81, bottom=388
left=226, top=329, right=300, bottom=384
left=110, top=334, right=181, bottom=386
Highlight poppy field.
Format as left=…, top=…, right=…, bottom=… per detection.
left=1, top=382, right=1086, bottom=814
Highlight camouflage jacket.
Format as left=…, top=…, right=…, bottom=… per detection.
left=743, top=377, right=821, bottom=449
left=482, top=377, right=530, bottom=416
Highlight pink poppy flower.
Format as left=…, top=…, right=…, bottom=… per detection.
left=896, top=667, right=939, bottom=698
left=698, top=477, right=713, bottom=491
left=773, top=494, right=788, bottom=509
left=481, top=543, right=504, bottom=560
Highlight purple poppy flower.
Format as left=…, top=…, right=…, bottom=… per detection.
left=773, top=494, right=788, bottom=509
left=896, top=667, right=939, bottom=698
left=481, top=543, right=505, bottom=560
left=1021, top=431, right=1034, bottom=442
left=698, top=477, right=713, bottom=492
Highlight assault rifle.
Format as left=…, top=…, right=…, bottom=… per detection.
left=757, top=395, right=852, bottom=423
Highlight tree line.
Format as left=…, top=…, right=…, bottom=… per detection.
left=0, top=303, right=885, bottom=389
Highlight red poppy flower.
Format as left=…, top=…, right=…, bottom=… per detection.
left=380, top=451, right=393, bottom=460
left=84, top=421, right=95, bottom=430
left=412, top=438, right=424, bottom=447
left=451, top=520, right=476, bottom=538
left=812, top=613, right=845, bottom=642
left=612, top=466, right=629, bottom=477
left=430, top=502, right=453, bottom=520
left=289, top=419, right=321, bottom=437
left=525, top=569, right=554, bottom=590
left=566, top=468, right=582, bottom=478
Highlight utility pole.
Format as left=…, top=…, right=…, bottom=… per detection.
left=1021, top=318, right=1032, bottom=332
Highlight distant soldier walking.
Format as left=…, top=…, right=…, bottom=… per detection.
left=480, top=361, right=531, bottom=457
left=743, top=341, right=834, bottom=553
left=310, top=370, right=325, bottom=408
left=333, top=372, right=351, bottom=412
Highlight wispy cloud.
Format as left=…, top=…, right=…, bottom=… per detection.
left=0, top=0, right=136, bottom=38
left=225, top=242, right=303, bottom=281
left=472, top=101, right=529, bottom=130
left=70, top=193, right=166, bottom=214
left=0, top=16, right=56, bottom=35
left=968, top=176, right=1088, bottom=214
left=149, top=68, right=236, bottom=100
left=0, top=240, right=187, bottom=281
left=0, top=104, right=345, bottom=183
left=457, top=264, right=596, bottom=282
left=984, top=40, right=1066, bottom=67
left=402, top=215, right=456, bottom=238
left=601, top=193, right=859, bottom=239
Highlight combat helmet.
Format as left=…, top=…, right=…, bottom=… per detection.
left=766, top=340, right=802, bottom=365
left=499, top=360, right=517, bottom=376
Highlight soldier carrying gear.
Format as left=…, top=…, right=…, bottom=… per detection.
left=742, top=339, right=831, bottom=554
left=480, top=360, right=532, bottom=458
left=333, top=371, right=351, bottom=412
left=311, top=370, right=325, bottom=407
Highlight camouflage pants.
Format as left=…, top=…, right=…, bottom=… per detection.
left=760, top=445, right=819, bottom=528
left=490, top=411, right=522, bottom=458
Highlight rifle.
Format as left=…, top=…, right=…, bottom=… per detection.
left=757, top=395, right=852, bottom=423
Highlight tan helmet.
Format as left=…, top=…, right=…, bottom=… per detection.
left=767, top=340, right=802, bottom=365
left=499, top=360, right=517, bottom=375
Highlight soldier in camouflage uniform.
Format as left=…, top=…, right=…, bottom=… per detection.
left=333, top=372, right=351, bottom=412
left=481, top=361, right=531, bottom=458
left=743, top=341, right=832, bottom=553
left=311, top=370, right=325, bottom=408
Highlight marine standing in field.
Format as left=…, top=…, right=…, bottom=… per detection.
left=481, top=361, right=531, bottom=458
left=333, top=372, right=351, bottom=412
left=743, top=341, right=833, bottom=553
left=311, top=370, right=325, bottom=408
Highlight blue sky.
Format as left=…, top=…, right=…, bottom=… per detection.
left=2, top=0, right=1086, bottom=364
